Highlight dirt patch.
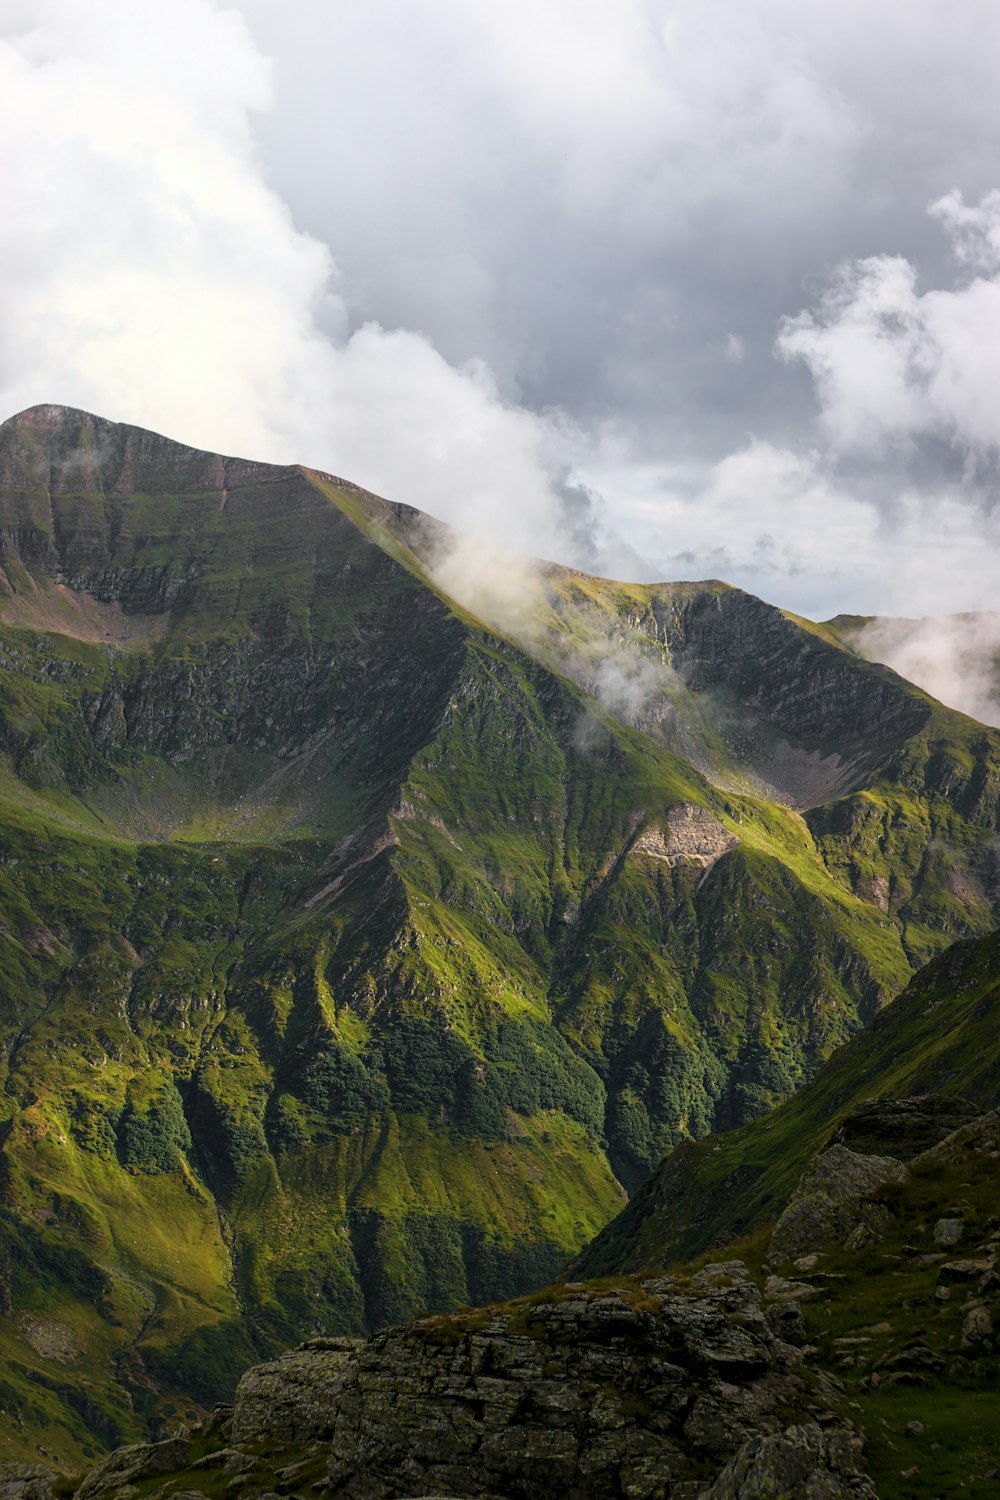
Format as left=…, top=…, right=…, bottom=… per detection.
left=0, top=573, right=167, bottom=645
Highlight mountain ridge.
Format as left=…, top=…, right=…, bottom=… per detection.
left=0, top=403, right=996, bottom=1462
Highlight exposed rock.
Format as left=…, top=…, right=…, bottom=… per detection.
left=324, top=1274, right=833, bottom=1499
left=830, top=1096, right=981, bottom=1161
left=910, top=1111, right=1000, bottom=1171
left=75, top=1438, right=191, bottom=1500
left=766, top=1299, right=807, bottom=1345
left=231, top=1339, right=362, bottom=1446
left=960, top=1304, right=993, bottom=1349
left=933, top=1218, right=964, bottom=1249
left=631, top=805, right=738, bottom=871
left=937, top=1259, right=993, bottom=1285
left=696, top=1421, right=878, bottom=1499
left=764, top=1275, right=818, bottom=1302
left=0, top=1465, right=57, bottom=1500
left=769, top=1144, right=907, bottom=1263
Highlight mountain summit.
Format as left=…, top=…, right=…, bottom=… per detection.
left=0, top=405, right=997, bottom=1462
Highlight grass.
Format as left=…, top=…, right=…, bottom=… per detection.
left=0, top=412, right=998, bottom=1460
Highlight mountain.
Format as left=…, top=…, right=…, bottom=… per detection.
left=572, top=926, right=1000, bottom=1277
left=0, top=404, right=997, bottom=1463
left=35, top=1051, right=1000, bottom=1499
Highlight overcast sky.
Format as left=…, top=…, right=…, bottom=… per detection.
left=3, top=0, right=1000, bottom=621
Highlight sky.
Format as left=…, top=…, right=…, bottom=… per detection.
left=2, top=0, right=1000, bottom=630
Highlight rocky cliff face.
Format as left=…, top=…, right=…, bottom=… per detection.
left=0, top=405, right=997, bottom=1463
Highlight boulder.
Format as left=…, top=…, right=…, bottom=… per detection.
left=696, top=1421, right=878, bottom=1499
left=0, top=1465, right=57, bottom=1500
left=231, top=1337, right=362, bottom=1446
left=961, top=1304, right=993, bottom=1350
left=75, top=1438, right=190, bottom=1500
left=829, top=1096, right=981, bottom=1161
left=769, top=1145, right=907, bottom=1263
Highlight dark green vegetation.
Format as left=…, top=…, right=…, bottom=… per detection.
left=0, top=404, right=997, bottom=1464
left=575, top=926, right=1000, bottom=1271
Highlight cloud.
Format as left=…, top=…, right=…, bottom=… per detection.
left=0, top=0, right=625, bottom=578
left=847, top=613, right=1000, bottom=727
left=777, top=190, right=1000, bottom=457
left=5, top=1, right=1000, bottom=625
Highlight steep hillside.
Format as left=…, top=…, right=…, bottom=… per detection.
left=0, top=404, right=997, bottom=1462
left=573, top=927, right=1000, bottom=1278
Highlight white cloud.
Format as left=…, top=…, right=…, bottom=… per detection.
left=0, top=0, right=612, bottom=576
left=777, top=191, right=1000, bottom=456
left=4, top=0, right=1000, bottom=627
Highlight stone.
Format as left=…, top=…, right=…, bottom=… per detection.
left=906, top=1421, right=925, bottom=1437
left=696, top=1421, right=878, bottom=1499
left=830, top=1096, right=981, bottom=1161
left=231, top=1339, right=362, bottom=1446
left=937, top=1259, right=992, bottom=1284
left=324, top=1275, right=815, bottom=1498
left=0, top=1466, right=57, bottom=1500
left=764, top=1275, right=817, bottom=1301
left=75, top=1439, right=191, bottom=1500
left=766, top=1299, right=807, bottom=1345
left=769, top=1145, right=907, bottom=1263
left=198, top=1404, right=234, bottom=1443
left=933, top=1218, right=965, bottom=1248
left=960, top=1304, right=993, bottom=1350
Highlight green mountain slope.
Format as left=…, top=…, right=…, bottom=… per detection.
left=0, top=403, right=997, bottom=1463
left=573, top=926, right=1000, bottom=1279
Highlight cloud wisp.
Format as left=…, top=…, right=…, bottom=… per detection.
left=847, top=613, right=1000, bottom=728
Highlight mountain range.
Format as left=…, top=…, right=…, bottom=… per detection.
left=0, top=403, right=997, bottom=1466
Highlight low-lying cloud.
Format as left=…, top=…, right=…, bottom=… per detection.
left=848, top=613, right=1000, bottom=727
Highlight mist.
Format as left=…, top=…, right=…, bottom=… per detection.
left=848, top=613, right=1000, bottom=727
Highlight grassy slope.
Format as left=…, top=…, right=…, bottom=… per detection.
left=575, top=927, right=1000, bottom=1278
left=0, top=405, right=996, bottom=1462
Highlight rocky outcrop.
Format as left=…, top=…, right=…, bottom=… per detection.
left=74, top=1438, right=191, bottom=1500
left=829, top=1094, right=982, bottom=1160
left=770, top=1100, right=1000, bottom=1267
left=322, top=1269, right=838, bottom=1499
left=769, top=1143, right=907, bottom=1264
left=64, top=1265, right=873, bottom=1500
left=696, top=1421, right=877, bottom=1500
left=0, top=1466, right=57, bottom=1500
left=631, top=805, right=738, bottom=871
left=231, top=1337, right=363, bottom=1446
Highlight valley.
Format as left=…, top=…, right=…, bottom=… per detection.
left=0, top=404, right=997, bottom=1469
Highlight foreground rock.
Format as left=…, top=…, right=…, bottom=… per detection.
left=0, top=1467, right=57, bottom=1500
left=75, top=1439, right=191, bottom=1500
left=231, top=1337, right=363, bottom=1445
left=323, top=1269, right=849, bottom=1499
left=697, top=1422, right=877, bottom=1500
